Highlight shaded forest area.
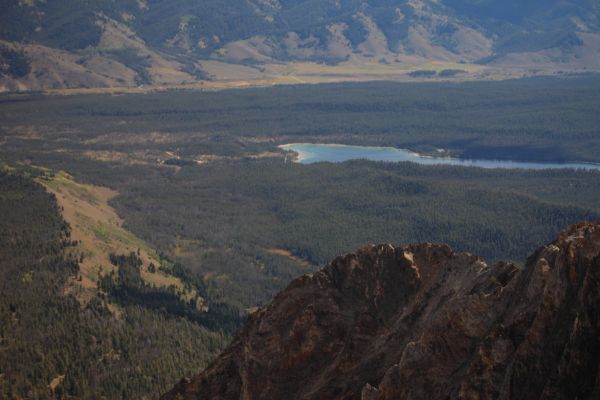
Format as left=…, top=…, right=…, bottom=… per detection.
left=0, top=172, right=234, bottom=399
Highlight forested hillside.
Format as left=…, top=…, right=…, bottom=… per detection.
left=0, top=170, right=236, bottom=399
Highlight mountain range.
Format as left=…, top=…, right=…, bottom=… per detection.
left=1, top=0, right=600, bottom=91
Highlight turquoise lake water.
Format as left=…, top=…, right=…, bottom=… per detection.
left=279, top=143, right=600, bottom=171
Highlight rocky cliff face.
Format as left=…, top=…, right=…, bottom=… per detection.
left=163, top=222, right=600, bottom=400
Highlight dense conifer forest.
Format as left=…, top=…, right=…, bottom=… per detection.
left=0, top=172, right=233, bottom=399
left=1, top=76, right=600, bottom=398
left=2, top=77, right=600, bottom=162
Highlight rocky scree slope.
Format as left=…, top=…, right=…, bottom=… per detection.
left=162, top=222, right=600, bottom=400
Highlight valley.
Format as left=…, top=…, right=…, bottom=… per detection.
left=1, top=75, right=600, bottom=398
left=2, top=76, right=600, bottom=309
left=2, top=1, right=600, bottom=398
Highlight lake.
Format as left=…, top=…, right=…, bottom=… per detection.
left=279, top=143, right=600, bottom=171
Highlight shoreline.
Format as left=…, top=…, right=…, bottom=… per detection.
left=278, top=143, right=600, bottom=171
left=278, top=144, right=310, bottom=163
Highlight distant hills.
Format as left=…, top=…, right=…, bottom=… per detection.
left=1, top=0, right=600, bottom=91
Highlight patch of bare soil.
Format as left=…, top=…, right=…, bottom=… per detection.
left=268, top=248, right=314, bottom=269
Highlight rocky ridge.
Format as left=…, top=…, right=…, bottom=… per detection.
left=163, top=222, right=600, bottom=400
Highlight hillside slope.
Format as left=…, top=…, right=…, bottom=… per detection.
left=162, top=221, right=600, bottom=400
left=1, top=0, right=599, bottom=91
left=0, top=167, right=241, bottom=399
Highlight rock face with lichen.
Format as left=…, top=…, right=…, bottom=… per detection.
left=162, top=222, right=600, bottom=400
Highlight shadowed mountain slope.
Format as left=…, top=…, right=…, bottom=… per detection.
left=163, top=221, right=600, bottom=400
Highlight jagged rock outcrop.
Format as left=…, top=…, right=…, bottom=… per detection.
left=162, top=222, right=600, bottom=400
